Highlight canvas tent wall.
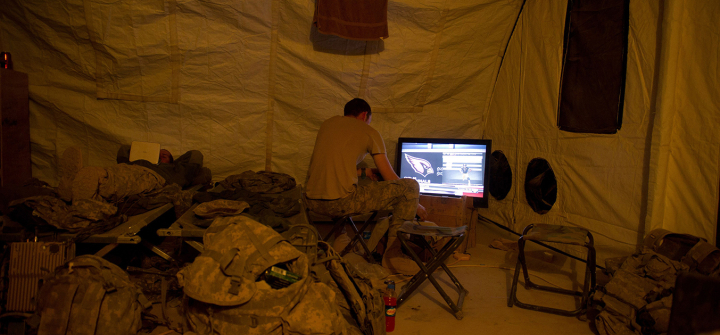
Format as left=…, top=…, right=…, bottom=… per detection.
left=1, top=0, right=718, bottom=263
left=481, top=0, right=720, bottom=261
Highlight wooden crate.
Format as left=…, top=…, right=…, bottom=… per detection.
left=419, top=195, right=477, bottom=252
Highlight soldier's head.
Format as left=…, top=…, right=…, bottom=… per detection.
left=159, top=149, right=173, bottom=164
left=344, top=98, right=372, bottom=124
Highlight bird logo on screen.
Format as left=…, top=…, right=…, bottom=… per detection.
left=405, top=154, right=434, bottom=177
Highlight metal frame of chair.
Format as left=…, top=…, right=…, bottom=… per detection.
left=320, top=212, right=379, bottom=263
left=396, top=224, right=469, bottom=320
left=507, top=223, right=596, bottom=316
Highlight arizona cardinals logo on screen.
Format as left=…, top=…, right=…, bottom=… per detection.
left=405, top=154, right=434, bottom=177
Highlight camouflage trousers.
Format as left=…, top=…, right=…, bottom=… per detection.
left=305, top=178, right=420, bottom=228
left=72, top=164, right=166, bottom=202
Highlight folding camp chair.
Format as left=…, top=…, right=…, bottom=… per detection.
left=396, top=222, right=469, bottom=320
left=299, top=184, right=382, bottom=263
left=325, top=212, right=379, bottom=262
left=507, top=223, right=596, bottom=316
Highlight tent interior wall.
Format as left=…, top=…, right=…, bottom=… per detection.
left=1, top=0, right=719, bottom=264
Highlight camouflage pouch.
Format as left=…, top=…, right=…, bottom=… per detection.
left=281, top=223, right=320, bottom=264
left=643, top=228, right=702, bottom=261
left=179, top=216, right=353, bottom=335
left=680, top=240, right=720, bottom=275
left=316, top=241, right=386, bottom=335
left=640, top=295, right=673, bottom=333
left=193, top=199, right=250, bottom=219
left=594, top=291, right=641, bottom=335
left=604, top=269, right=660, bottom=309
left=34, top=255, right=150, bottom=335
left=595, top=310, right=641, bottom=335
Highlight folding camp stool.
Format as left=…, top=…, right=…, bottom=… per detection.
left=321, top=211, right=379, bottom=263
left=301, top=185, right=380, bottom=263
left=508, top=223, right=596, bottom=316
left=396, top=222, right=469, bottom=320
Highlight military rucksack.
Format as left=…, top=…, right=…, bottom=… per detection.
left=33, top=254, right=150, bottom=335
left=178, top=215, right=355, bottom=335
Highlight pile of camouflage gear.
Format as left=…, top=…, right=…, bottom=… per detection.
left=24, top=169, right=387, bottom=334
left=219, top=170, right=297, bottom=194
left=31, top=214, right=387, bottom=335
left=193, top=171, right=302, bottom=232
left=593, top=229, right=720, bottom=335
left=178, top=215, right=384, bottom=335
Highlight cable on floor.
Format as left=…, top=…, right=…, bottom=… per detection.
left=446, top=263, right=565, bottom=289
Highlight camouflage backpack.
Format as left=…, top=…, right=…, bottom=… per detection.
left=33, top=254, right=150, bottom=335
left=178, top=215, right=355, bottom=335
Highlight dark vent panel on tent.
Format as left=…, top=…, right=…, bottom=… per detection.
left=524, top=158, right=557, bottom=214
left=557, top=0, right=630, bottom=134
left=489, top=150, right=512, bottom=201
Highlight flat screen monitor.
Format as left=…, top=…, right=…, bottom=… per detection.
left=395, top=137, right=492, bottom=207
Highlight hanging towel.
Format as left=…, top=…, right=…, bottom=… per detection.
left=313, top=0, right=389, bottom=41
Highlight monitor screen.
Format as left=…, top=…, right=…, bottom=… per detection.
left=395, top=137, right=491, bottom=207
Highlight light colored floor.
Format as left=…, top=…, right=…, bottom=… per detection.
left=390, top=219, right=602, bottom=335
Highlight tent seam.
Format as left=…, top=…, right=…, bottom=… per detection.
left=265, top=0, right=279, bottom=171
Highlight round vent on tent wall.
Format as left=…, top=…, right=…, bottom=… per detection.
left=524, top=158, right=557, bottom=214
left=489, top=150, right=512, bottom=200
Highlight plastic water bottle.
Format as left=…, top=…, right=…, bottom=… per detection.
left=384, top=280, right=397, bottom=332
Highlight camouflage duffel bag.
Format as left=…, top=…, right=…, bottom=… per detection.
left=33, top=254, right=150, bottom=335
left=178, top=215, right=354, bottom=335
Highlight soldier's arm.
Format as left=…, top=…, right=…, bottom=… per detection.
left=372, top=153, right=400, bottom=181
left=357, top=167, right=381, bottom=181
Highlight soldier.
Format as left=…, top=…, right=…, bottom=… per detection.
left=305, top=98, right=427, bottom=275
left=117, top=145, right=210, bottom=189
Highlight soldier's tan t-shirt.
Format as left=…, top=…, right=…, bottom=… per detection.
left=306, top=115, right=386, bottom=200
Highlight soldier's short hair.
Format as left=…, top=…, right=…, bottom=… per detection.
left=344, top=98, right=372, bottom=117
